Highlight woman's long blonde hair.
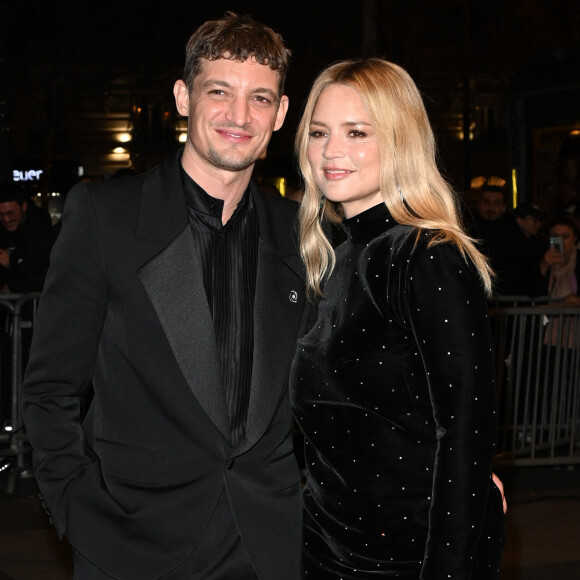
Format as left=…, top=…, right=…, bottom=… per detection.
left=295, top=58, right=493, bottom=297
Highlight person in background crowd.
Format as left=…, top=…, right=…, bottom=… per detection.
left=553, top=135, right=580, bottom=229
left=514, top=202, right=544, bottom=240
left=0, top=183, right=54, bottom=433
left=0, top=184, right=54, bottom=294
left=291, top=57, right=505, bottom=580
left=541, top=215, right=580, bottom=304
left=476, top=184, right=508, bottom=222
left=467, top=183, right=522, bottom=296
left=511, top=202, right=550, bottom=297
left=22, top=13, right=305, bottom=580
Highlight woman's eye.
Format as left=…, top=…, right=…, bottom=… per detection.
left=309, top=130, right=326, bottom=138
left=349, top=130, right=367, bottom=138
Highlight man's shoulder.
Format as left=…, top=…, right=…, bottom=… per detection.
left=251, top=182, right=299, bottom=222
left=85, top=172, right=147, bottom=197
left=79, top=150, right=182, bottom=205
left=60, top=174, right=147, bottom=233
left=250, top=182, right=301, bottom=258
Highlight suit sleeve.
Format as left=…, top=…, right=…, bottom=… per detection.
left=404, top=240, right=499, bottom=579
left=22, top=183, right=108, bottom=538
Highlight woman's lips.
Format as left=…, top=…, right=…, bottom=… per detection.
left=323, top=168, right=353, bottom=180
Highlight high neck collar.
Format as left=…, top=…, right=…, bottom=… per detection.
left=341, top=203, right=395, bottom=244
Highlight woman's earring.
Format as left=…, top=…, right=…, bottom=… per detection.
left=397, top=185, right=404, bottom=202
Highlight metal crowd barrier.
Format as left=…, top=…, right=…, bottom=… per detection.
left=1, top=293, right=579, bottom=483
left=490, top=294, right=551, bottom=307
left=490, top=303, right=580, bottom=466
left=0, top=293, right=41, bottom=493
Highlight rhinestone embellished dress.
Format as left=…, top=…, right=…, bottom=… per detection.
left=291, top=203, right=505, bottom=579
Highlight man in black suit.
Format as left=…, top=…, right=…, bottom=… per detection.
left=22, top=13, right=305, bottom=580
left=0, top=185, right=54, bottom=294
left=467, top=184, right=522, bottom=296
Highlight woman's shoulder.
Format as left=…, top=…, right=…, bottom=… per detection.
left=385, top=228, right=477, bottom=282
left=390, top=228, right=462, bottom=261
left=407, top=233, right=485, bottom=298
left=371, top=225, right=478, bottom=284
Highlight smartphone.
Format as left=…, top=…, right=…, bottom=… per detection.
left=549, top=235, right=563, bottom=253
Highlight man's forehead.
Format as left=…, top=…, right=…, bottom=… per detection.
left=481, top=191, right=504, bottom=202
left=196, top=56, right=278, bottom=84
left=0, top=201, right=21, bottom=211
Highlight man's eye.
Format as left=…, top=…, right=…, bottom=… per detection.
left=209, top=89, right=226, bottom=96
left=253, top=96, right=272, bottom=105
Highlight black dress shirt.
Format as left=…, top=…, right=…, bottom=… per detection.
left=181, top=165, right=259, bottom=445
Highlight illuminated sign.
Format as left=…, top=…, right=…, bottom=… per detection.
left=13, top=169, right=43, bottom=182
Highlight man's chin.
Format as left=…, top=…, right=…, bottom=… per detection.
left=207, top=150, right=258, bottom=172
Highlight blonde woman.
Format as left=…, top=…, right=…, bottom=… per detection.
left=290, top=58, right=505, bottom=579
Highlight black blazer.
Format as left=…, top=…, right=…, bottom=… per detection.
left=22, top=149, right=306, bottom=580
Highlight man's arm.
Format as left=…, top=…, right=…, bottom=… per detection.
left=22, top=184, right=108, bottom=537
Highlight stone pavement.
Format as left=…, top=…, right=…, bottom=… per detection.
left=0, top=468, right=72, bottom=580
left=0, top=460, right=579, bottom=579
left=496, top=463, right=580, bottom=579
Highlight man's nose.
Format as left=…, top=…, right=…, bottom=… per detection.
left=226, top=96, right=251, bottom=127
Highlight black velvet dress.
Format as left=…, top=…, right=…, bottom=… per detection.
left=291, top=203, right=505, bottom=579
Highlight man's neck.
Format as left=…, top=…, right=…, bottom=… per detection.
left=181, top=149, right=253, bottom=225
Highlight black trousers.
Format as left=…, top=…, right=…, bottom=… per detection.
left=73, top=490, right=258, bottom=580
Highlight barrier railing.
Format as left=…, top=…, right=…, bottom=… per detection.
left=0, top=293, right=41, bottom=493
left=490, top=304, right=580, bottom=466
left=2, top=295, right=579, bottom=486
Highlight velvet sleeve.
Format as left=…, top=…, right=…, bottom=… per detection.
left=404, top=239, right=499, bottom=579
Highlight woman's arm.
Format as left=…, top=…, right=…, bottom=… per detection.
left=405, top=239, right=501, bottom=579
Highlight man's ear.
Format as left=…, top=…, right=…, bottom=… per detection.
left=273, top=95, right=289, bottom=132
left=173, top=80, right=190, bottom=117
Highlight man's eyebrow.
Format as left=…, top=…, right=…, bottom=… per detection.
left=250, top=87, right=278, bottom=98
left=201, top=79, right=231, bottom=90
left=201, top=79, right=278, bottom=98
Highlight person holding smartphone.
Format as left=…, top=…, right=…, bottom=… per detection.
left=541, top=216, right=580, bottom=303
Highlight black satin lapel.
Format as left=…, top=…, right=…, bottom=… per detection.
left=250, top=182, right=304, bottom=280
left=238, top=240, right=306, bottom=453
left=137, top=227, right=230, bottom=442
